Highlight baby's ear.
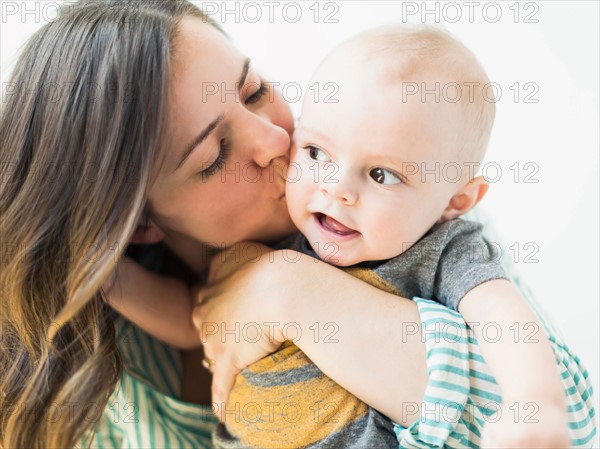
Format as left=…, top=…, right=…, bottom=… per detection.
left=440, top=176, right=489, bottom=221
left=129, top=218, right=166, bottom=245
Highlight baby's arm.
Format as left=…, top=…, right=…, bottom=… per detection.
left=459, top=279, right=570, bottom=447
left=103, top=257, right=201, bottom=349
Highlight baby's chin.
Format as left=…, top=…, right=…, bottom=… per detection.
left=313, top=246, right=366, bottom=268
left=313, top=240, right=404, bottom=267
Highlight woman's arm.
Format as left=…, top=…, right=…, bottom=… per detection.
left=193, top=245, right=428, bottom=427
left=103, top=256, right=201, bottom=350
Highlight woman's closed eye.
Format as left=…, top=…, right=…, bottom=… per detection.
left=369, top=167, right=403, bottom=185
left=245, top=81, right=267, bottom=105
left=198, top=138, right=231, bottom=180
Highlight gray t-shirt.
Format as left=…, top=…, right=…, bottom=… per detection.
left=286, top=218, right=508, bottom=310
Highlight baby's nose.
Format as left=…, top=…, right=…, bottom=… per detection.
left=320, top=181, right=358, bottom=206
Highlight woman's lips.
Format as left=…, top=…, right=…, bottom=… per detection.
left=314, top=213, right=360, bottom=241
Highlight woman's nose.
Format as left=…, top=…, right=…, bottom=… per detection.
left=247, top=114, right=291, bottom=168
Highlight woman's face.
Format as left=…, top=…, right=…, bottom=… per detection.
left=147, top=17, right=296, bottom=250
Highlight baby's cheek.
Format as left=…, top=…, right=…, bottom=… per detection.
left=290, top=161, right=320, bottom=224
left=284, top=179, right=306, bottom=225
left=366, top=209, right=413, bottom=257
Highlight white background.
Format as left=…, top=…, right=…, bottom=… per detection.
left=2, top=1, right=598, bottom=442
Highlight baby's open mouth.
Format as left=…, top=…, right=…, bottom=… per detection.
left=314, top=213, right=359, bottom=237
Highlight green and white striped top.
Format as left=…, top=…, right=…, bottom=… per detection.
left=78, top=312, right=218, bottom=448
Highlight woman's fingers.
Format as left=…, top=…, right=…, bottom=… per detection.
left=207, top=241, right=274, bottom=284
left=191, top=283, right=206, bottom=306
left=211, top=358, right=241, bottom=422
left=189, top=249, right=286, bottom=423
left=206, top=249, right=231, bottom=284
left=192, top=296, right=213, bottom=341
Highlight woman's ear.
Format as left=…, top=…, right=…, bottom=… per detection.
left=440, top=176, right=489, bottom=222
left=129, top=218, right=166, bottom=244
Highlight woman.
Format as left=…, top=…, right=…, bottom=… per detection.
left=0, top=1, right=594, bottom=448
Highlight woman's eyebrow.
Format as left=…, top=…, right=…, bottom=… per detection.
left=174, top=58, right=251, bottom=172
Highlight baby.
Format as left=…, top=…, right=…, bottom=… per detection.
left=106, top=25, right=586, bottom=449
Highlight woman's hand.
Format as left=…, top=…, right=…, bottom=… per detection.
left=192, top=243, right=428, bottom=426
left=192, top=242, right=289, bottom=415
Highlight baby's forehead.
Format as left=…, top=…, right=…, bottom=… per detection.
left=306, top=25, right=495, bottom=168
left=317, top=26, right=482, bottom=86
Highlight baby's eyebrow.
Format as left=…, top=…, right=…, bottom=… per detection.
left=297, top=126, right=333, bottom=146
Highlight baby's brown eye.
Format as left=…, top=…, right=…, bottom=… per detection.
left=306, top=145, right=330, bottom=162
left=369, top=167, right=402, bottom=185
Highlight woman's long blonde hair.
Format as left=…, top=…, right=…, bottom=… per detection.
left=0, top=1, right=215, bottom=447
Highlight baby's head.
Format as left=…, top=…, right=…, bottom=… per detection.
left=286, top=25, right=495, bottom=266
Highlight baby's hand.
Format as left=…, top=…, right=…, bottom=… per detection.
left=481, top=400, right=570, bottom=448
